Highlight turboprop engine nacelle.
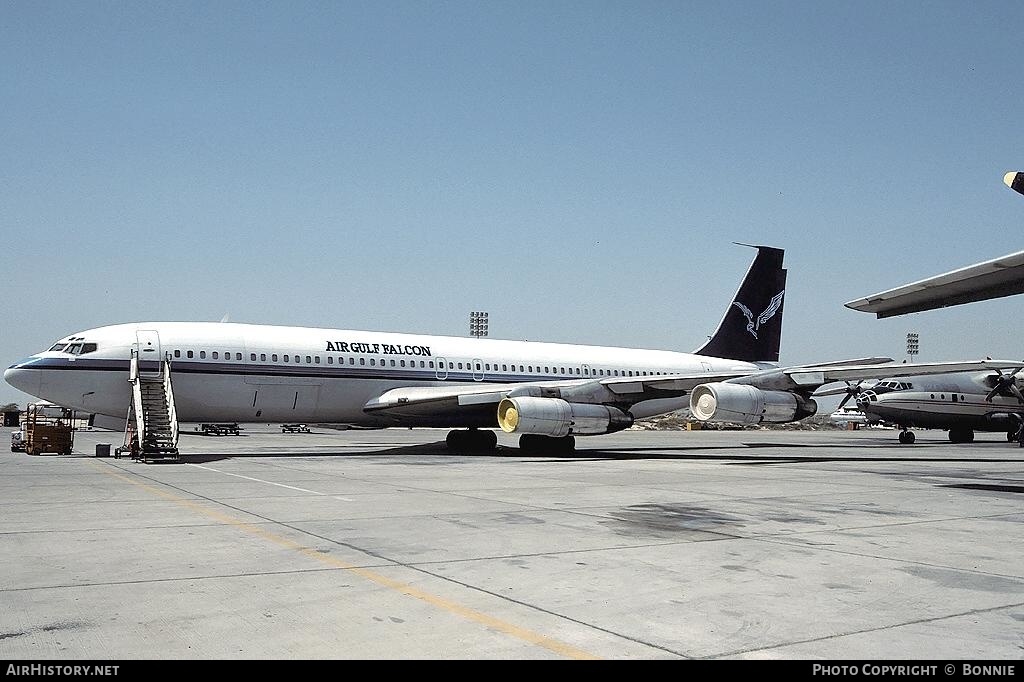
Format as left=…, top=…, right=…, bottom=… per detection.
left=497, top=397, right=633, bottom=437
left=689, top=383, right=817, bottom=425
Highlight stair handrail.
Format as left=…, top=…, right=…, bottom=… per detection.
left=163, top=355, right=179, bottom=448
left=121, top=398, right=135, bottom=454
left=129, top=350, right=146, bottom=449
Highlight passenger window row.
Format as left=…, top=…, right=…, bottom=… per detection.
left=169, top=348, right=676, bottom=379
left=172, top=350, right=243, bottom=360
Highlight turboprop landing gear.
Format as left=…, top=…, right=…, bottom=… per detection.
left=948, top=428, right=975, bottom=444
left=898, top=429, right=916, bottom=444
left=518, top=434, right=576, bottom=455
left=445, top=429, right=497, bottom=454
left=1009, top=414, right=1024, bottom=447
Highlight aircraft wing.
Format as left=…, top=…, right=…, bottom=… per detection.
left=845, top=250, right=1024, bottom=318
left=781, top=359, right=1020, bottom=387
left=597, top=370, right=753, bottom=395
left=362, top=379, right=594, bottom=422
left=364, top=382, right=549, bottom=413
left=600, top=359, right=1018, bottom=396
left=362, top=369, right=755, bottom=422
left=596, top=357, right=889, bottom=394
left=361, top=359, right=1020, bottom=426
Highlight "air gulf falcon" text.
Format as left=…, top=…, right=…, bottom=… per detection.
left=325, top=341, right=432, bottom=356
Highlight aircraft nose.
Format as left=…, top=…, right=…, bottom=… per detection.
left=4, top=363, right=41, bottom=396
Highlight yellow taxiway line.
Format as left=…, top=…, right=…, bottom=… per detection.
left=89, top=460, right=600, bottom=660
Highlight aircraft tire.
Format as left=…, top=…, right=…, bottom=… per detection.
left=519, top=434, right=541, bottom=454
left=948, top=428, right=974, bottom=444
left=445, top=429, right=497, bottom=454
left=445, top=430, right=464, bottom=452
left=898, top=431, right=915, bottom=445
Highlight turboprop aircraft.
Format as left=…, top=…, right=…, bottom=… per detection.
left=850, top=368, right=1024, bottom=445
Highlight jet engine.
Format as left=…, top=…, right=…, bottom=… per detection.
left=497, top=397, right=632, bottom=437
left=689, top=383, right=817, bottom=425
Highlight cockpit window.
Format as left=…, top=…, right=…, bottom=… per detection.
left=59, top=342, right=98, bottom=356
left=49, top=343, right=67, bottom=352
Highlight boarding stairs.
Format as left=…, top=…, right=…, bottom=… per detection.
left=120, top=351, right=179, bottom=462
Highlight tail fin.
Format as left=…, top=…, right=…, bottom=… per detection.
left=695, top=245, right=786, bottom=363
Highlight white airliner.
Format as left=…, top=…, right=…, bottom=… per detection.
left=4, top=246, right=1013, bottom=455
left=855, top=369, right=1024, bottom=445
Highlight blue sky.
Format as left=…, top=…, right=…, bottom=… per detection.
left=2, top=1, right=1023, bottom=407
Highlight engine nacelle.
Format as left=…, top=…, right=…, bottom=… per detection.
left=497, top=397, right=633, bottom=437
left=689, top=383, right=817, bottom=425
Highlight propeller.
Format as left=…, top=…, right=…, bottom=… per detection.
left=815, top=380, right=871, bottom=409
left=985, top=367, right=1024, bottom=404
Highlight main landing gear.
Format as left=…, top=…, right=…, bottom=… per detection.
left=445, top=429, right=497, bottom=454
left=1009, top=413, right=1024, bottom=447
left=518, top=434, right=576, bottom=455
left=948, top=428, right=975, bottom=444
left=443, top=430, right=578, bottom=455
left=898, top=429, right=916, bottom=444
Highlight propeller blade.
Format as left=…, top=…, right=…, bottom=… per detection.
left=837, top=392, right=854, bottom=409
left=1011, top=383, right=1024, bottom=405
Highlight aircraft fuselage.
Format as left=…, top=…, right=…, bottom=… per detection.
left=5, top=322, right=764, bottom=428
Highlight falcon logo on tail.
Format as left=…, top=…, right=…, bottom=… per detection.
left=732, top=290, right=785, bottom=339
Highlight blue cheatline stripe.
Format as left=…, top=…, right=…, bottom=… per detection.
left=13, top=356, right=588, bottom=384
